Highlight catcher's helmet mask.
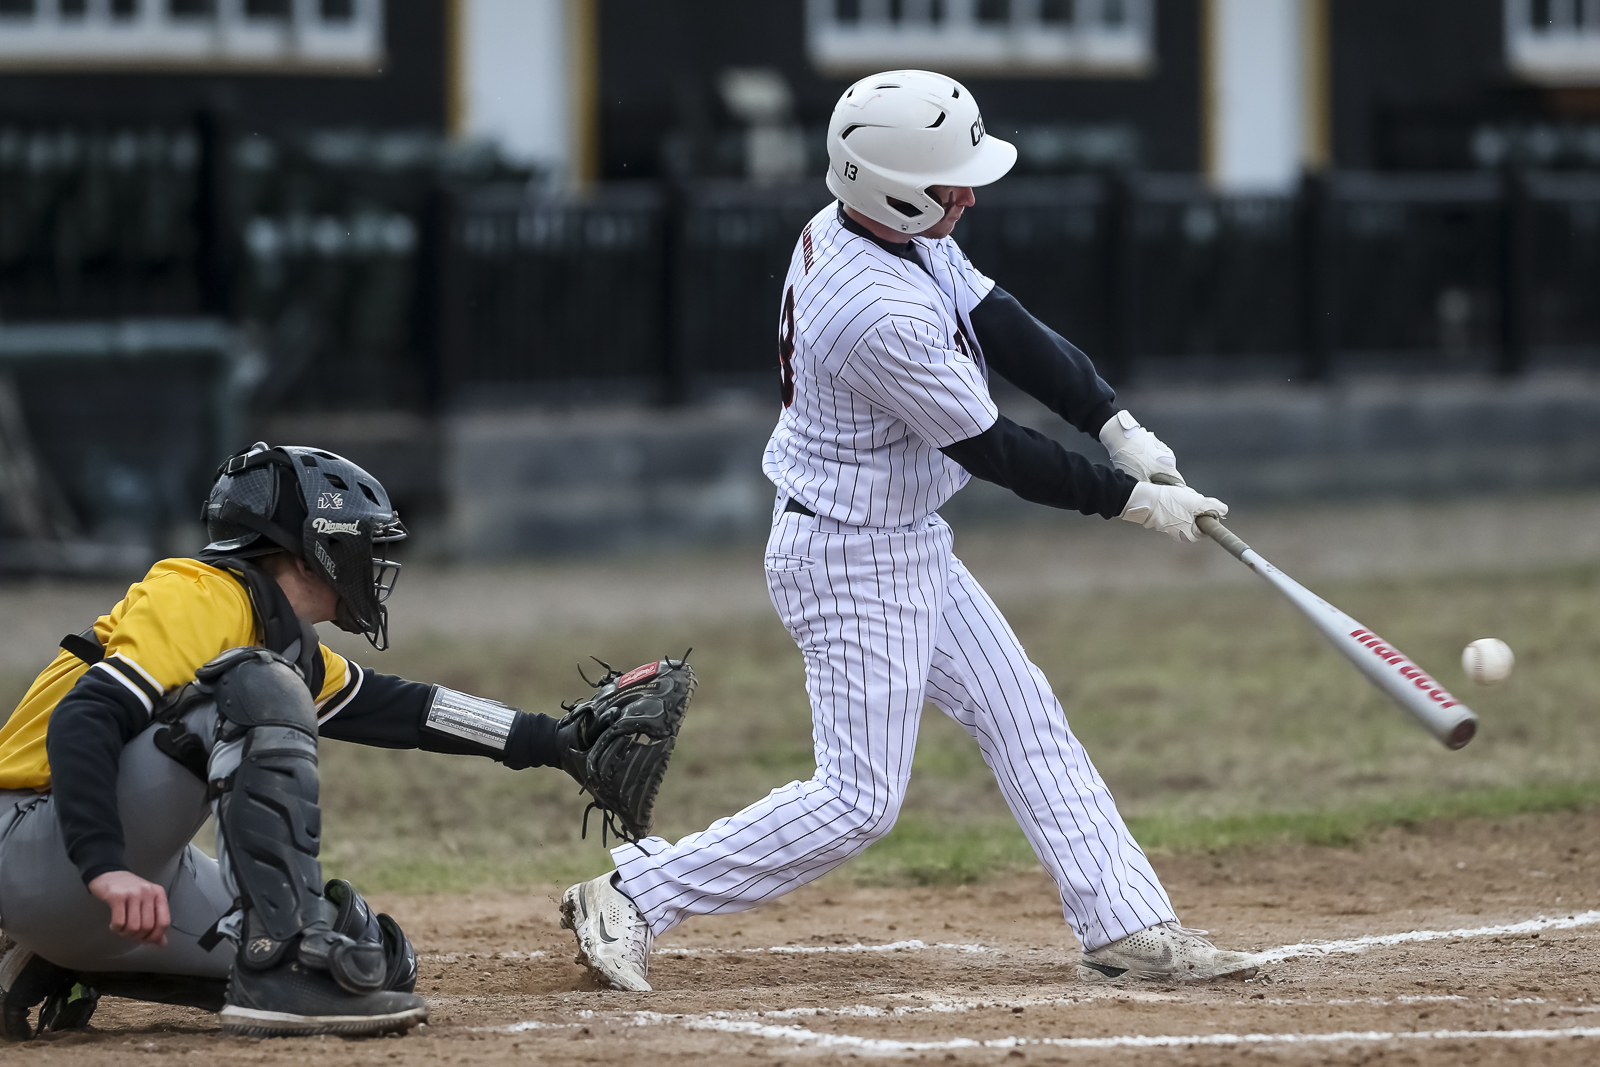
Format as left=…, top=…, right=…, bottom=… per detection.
left=200, top=442, right=407, bottom=650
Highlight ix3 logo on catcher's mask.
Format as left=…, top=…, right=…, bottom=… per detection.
left=970, top=115, right=985, bottom=146
left=317, top=492, right=344, bottom=510
left=312, top=518, right=361, bottom=535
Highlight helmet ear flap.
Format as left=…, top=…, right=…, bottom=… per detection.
left=201, top=451, right=302, bottom=558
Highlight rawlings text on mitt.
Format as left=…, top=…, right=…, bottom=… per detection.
left=556, top=656, right=695, bottom=844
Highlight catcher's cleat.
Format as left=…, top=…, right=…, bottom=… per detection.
left=36, top=982, right=100, bottom=1035
left=560, top=874, right=653, bottom=992
left=1, top=941, right=89, bottom=1042
left=1078, top=923, right=1259, bottom=984
left=219, top=955, right=428, bottom=1038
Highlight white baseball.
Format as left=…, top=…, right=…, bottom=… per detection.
left=1461, top=638, right=1514, bottom=686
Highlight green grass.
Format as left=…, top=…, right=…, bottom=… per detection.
left=1125, top=777, right=1600, bottom=853
left=331, top=561, right=1600, bottom=892
left=840, top=778, right=1600, bottom=887
left=329, top=777, right=1600, bottom=894
left=9, top=556, right=1600, bottom=895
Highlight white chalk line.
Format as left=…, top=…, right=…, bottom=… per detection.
left=666, top=1016, right=1600, bottom=1053
left=421, top=950, right=549, bottom=962
left=428, top=910, right=1600, bottom=967
left=483, top=909, right=1600, bottom=1049
left=1256, top=909, right=1600, bottom=963
left=492, top=996, right=1600, bottom=1044
left=657, top=938, right=989, bottom=957
left=426, top=939, right=985, bottom=965
left=483, top=989, right=1600, bottom=1034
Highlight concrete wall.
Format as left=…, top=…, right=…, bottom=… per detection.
left=440, top=370, right=1600, bottom=560
left=446, top=402, right=778, bottom=557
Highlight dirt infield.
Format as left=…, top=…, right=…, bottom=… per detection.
left=14, top=808, right=1599, bottom=1065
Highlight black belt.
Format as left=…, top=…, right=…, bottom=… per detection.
left=783, top=498, right=816, bottom=517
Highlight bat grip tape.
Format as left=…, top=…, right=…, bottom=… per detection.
left=1198, top=514, right=1251, bottom=560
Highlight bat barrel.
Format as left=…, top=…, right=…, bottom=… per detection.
left=1198, top=513, right=1478, bottom=751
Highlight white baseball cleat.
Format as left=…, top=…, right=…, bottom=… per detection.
left=1078, top=922, right=1260, bottom=983
left=560, top=874, right=654, bottom=992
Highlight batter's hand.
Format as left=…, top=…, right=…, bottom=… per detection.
left=1100, top=410, right=1184, bottom=485
left=1119, top=482, right=1227, bottom=544
left=88, top=870, right=170, bottom=946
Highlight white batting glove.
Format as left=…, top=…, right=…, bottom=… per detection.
left=1099, top=410, right=1184, bottom=486
left=1119, top=481, right=1228, bottom=544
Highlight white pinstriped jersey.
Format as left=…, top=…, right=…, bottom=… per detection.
left=763, top=204, right=1000, bottom=528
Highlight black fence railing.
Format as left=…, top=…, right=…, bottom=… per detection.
left=4, top=119, right=1598, bottom=412
left=441, top=183, right=668, bottom=395
left=443, top=170, right=1600, bottom=398
left=0, top=116, right=531, bottom=413
left=0, top=123, right=205, bottom=320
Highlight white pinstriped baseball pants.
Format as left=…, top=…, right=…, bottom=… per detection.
left=612, top=505, right=1177, bottom=952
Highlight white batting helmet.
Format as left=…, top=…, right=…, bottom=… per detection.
left=825, top=70, right=1017, bottom=235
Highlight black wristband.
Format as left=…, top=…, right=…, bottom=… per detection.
left=501, top=711, right=560, bottom=771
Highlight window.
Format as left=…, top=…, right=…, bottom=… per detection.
left=0, top=0, right=383, bottom=71
left=1506, top=0, right=1600, bottom=84
left=1040, top=0, right=1074, bottom=26
left=976, top=0, right=1010, bottom=23
left=806, top=0, right=1154, bottom=76
left=243, top=0, right=289, bottom=19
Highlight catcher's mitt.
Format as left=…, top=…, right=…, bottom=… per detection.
left=556, top=655, right=695, bottom=844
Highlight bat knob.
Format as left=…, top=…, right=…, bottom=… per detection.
left=1446, top=717, right=1477, bottom=750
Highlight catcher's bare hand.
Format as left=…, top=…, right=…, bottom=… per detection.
left=88, top=870, right=170, bottom=946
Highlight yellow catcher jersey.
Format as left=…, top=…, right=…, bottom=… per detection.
left=0, top=558, right=355, bottom=791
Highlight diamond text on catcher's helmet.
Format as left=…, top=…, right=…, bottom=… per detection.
left=825, top=69, right=1017, bottom=235
left=200, top=442, right=408, bottom=650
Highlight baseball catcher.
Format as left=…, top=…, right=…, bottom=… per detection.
left=0, top=442, right=693, bottom=1040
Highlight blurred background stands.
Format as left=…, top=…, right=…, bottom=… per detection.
left=0, top=0, right=1598, bottom=566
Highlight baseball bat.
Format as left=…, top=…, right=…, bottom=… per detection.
left=1196, top=514, right=1477, bottom=750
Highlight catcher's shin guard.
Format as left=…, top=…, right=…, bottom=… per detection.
left=203, top=650, right=424, bottom=1035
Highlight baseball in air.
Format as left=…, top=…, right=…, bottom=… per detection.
left=1461, top=638, right=1514, bottom=686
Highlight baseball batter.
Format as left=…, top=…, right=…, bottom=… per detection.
left=563, top=70, right=1258, bottom=989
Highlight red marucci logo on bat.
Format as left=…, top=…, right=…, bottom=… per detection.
left=1349, top=630, right=1460, bottom=709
